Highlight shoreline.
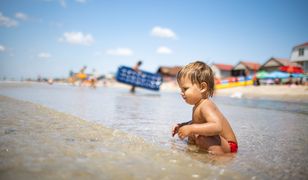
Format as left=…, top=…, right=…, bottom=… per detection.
left=1, top=81, right=308, bottom=103
left=0, top=95, right=240, bottom=179
left=1, top=82, right=307, bottom=179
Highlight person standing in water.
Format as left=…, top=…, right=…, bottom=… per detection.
left=130, top=60, right=142, bottom=93
left=77, top=65, right=87, bottom=86
left=89, top=68, right=98, bottom=89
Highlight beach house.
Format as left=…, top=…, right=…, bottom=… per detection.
left=259, top=57, right=300, bottom=72
left=156, top=66, right=182, bottom=81
left=290, top=42, right=308, bottom=73
left=231, top=61, right=261, bottom=77
left=210, top=63, right=233, bottom=79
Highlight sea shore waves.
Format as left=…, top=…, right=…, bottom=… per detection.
left=0, top=96, right=244, bottom=180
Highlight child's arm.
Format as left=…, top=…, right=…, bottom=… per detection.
left=178, top=120, right=192, bottom=127
left=178, top=104, right=223, bottom=139
left=172, top=120, right=192, bottom=137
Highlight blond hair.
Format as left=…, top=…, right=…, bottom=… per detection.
left=177, top=61, right=214, bottom=97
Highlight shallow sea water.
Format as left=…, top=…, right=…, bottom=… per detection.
left=1, top=82, right=308, bottom=179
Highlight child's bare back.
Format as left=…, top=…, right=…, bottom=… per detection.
left=192, top=99, right=237, bottom=153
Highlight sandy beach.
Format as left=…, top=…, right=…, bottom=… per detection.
left=214, top=85, right=308, bottom=102
left=0, top=95, right=241, bottom=180
left=127, top=81, right=308, bottom=103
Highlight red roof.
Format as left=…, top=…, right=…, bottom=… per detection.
left=241, top=61, right=261, bottom=70
left=212, top=64, right=233, bottom=71
left=293, top=42, right=308, bottom=49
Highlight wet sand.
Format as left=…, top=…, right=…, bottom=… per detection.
left=0, top=95, right=243, bottom=180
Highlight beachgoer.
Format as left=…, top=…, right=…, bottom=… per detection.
left=287, top=74, right=293, bottom=85
left=77, top=66, right=87, bottom=86
left=89, top=68, right=98, bottom=88
left=130, top=60, right=142, bottom=93
left=172, top=61, right=238, bottom=155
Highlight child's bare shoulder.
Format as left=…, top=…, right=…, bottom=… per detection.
left=199, top=99, right=224, bottom=120
left=200, top=99, right=219, bottom=112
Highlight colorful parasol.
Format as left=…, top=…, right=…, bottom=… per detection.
left=279, top=66, right=304, bottom=73
left=267, top=71, right=290, bottom=79
left=256, top=71, right=269, bottom=79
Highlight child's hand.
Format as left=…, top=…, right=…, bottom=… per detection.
left=178, top=125, right=191, bottom=140
left=172, top=124, right=180, bottom=137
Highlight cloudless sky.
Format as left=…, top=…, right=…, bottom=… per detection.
left=0, top=0, right=308, bottom=79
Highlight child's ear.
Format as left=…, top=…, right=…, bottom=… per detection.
left=200, top=82, right=208, bottom=93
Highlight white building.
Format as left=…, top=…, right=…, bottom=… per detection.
left=290, top=42, right=308, bottom=73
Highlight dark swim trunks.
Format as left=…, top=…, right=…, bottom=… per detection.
left=228, top=141, right=238, bottom=153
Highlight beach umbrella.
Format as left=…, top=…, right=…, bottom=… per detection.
left=267, top=71, right=290, bottom=79
left=291, top=73, right=304, bottom=78
left=279, top=66, right=304, bottom=73
left=256, top=71, right=269, bottom=79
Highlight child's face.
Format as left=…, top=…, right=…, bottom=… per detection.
left=178, top=77, right=203, bottom=105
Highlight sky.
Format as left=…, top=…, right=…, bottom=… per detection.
left=0, top=0, right=308, bottom=79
